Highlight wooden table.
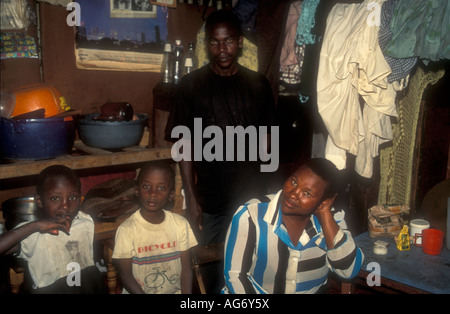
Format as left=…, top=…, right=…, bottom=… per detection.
left=354, top=232, right=450, bottom=294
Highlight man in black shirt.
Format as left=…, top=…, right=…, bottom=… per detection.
left=165, top=11, right=277, bottom=291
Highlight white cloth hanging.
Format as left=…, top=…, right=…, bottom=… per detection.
left=317, top=0, right=404, bottom=178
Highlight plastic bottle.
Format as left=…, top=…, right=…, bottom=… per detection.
left=183, top=42, right=198, bottom=76
left=172, top=40, right=184, bottom=84
left=161, top=43, right=173, bottom=83
left=447, top=197, right=450, bottom=250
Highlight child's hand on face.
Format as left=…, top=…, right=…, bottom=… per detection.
left=37, top=217, right=71, bottom=236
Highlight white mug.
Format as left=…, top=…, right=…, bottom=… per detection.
left=410, top=219, right=430, bottom=245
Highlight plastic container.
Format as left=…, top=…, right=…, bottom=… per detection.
left=11, top=83, right=70, bottom=118
left=173, top=40, right=183, bottom=84
left=410, top=219, right=430, bottom=245
left=0, top=92, right=15, bottom=118
left=161, top=43, right=173, bottom=83
left=447, top=197, right=450, bottom=250
left=77, top=113, right=148, bottom=149
left=0, top=116, right=75, bottom=160
left=183, top=42, right=198, bottom=76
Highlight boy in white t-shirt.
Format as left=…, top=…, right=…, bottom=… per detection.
left=0, top=165, right=105, bottom=293
left=113, top=161, right=198, bottom=294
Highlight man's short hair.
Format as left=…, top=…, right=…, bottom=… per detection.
left=205, top=9, right=242, bottom=37
left=301, top=158, right=340, bottom=200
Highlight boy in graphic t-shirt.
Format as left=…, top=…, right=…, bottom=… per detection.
left=112, top=161, right=198, bottom=294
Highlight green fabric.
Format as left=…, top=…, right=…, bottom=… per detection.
left=383, top=0, right=450, bottom=62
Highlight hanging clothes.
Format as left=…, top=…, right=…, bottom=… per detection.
left=379, top=0, right=417, bottom=83
left=295, top=0, right=320, bottom=46
left=232, top=0, right=259, bottom=44
left=298, top=0, right=335, bottom=103
left=297, top=0, right=336, bottom=158
left=279, top=1, right=304, bottom=85
left=383, top=0, right=450, bottom=62
left=317, top=0, right=404, bottom=178
left=257, top=0, right=293, bottom=102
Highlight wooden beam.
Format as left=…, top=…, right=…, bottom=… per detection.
left=0, top=142, right=173, bottom=180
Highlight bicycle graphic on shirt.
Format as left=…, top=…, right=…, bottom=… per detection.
left=145, top=267, right=180, bottom=289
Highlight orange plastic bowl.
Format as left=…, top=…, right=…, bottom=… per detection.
left=11, top=83, right=70, bottom=118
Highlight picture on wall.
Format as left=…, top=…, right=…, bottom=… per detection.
left=150, top=0, right=177, bottom=8
left=74, top=0, right=168, bottom=72
left=110, top=0, right=157, bottom=18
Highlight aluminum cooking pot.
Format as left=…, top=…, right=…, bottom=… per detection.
left=1, top=197, right=39, bottom=231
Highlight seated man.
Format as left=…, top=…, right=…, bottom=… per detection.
left=223, top=158, right=364, bottom=294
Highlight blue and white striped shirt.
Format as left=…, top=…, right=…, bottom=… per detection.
left=223, top=191, right=364, bottom=294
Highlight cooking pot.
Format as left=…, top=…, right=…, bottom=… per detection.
left=0, top=116, right=75, bottom=160
left=1, top=197, right=39, bottom=231
left=77, top=113, right=148, bottom=149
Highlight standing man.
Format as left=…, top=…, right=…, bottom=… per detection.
left=165, top=9, right=277, bottom=293
left=223, top=158, right=364, bottom=294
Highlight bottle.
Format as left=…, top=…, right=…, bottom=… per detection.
left=172, top=39, right=184, bottom=84
left=161, top=43, right=173, bottom=83
left=183, top=42, right=198, bottom=76
left=447, top=197, right=450, bottom=250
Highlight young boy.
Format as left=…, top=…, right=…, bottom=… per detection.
left=0, top=165, right=105, bottom=293
left=112, top=161, right=198, bottom=294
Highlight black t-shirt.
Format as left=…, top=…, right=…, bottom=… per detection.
left=165, top=65, right=276, bottom=215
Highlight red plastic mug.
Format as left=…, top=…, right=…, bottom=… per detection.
left=414, top=228, right=444, bottom=255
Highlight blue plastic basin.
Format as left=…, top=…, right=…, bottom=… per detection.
left=77, top=113, right=148, bottom=149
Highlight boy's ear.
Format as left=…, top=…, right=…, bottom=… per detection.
left=168, top=190, right=175, bottom=202
left=134, top=186, right=139, bottom=198
left=34, top=194, right=43, bottom=209
left=238, top=35, right=244, bottom=48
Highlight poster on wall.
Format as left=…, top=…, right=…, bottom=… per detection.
left=74, top=0, right=168, bottom=72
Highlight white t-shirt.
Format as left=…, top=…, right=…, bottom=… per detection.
left=17, top=211, right=95, bottom=289
left=112, top=209, right=198, bottom=294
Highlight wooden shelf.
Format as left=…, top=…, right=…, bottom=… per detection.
left=0, top=141, right=173, bottom=180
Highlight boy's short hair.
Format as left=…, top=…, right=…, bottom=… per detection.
left=36, top=165, right=81, bottom=196
left=205, top=9, right=243, bottom=37
left=137, top=161, right=175, bottom=190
